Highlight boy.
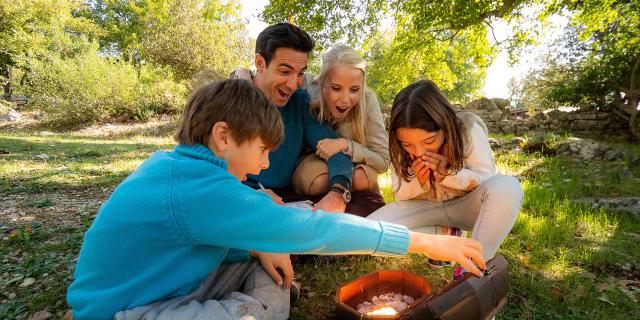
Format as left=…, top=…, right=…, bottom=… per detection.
left=67, top=79, right=485, bottom=320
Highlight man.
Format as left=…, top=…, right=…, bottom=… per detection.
left=242, top=23, right=385, bottom=216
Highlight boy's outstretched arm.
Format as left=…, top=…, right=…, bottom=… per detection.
left=408, top=232, right=486, bottom=276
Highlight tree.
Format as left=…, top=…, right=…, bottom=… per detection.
left=260, top=0, right=533, bottom=104
left=84, top=0, right=253, bottom=81
left=518, top=0, right=640, bottom=141
left=0, top=0, right=97, bottom=96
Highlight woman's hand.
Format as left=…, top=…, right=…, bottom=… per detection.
left=253, top=252, right=294, bottom=289
left=316, top=138, right=349, bottom=160
left=407, top=232, right=486, bottom=277
left=232, top=68, right=252, bottom=81
left=257, top=188, right=285, bottom=205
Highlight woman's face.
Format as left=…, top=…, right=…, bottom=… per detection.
left=396, top=127, right=445, bottom=159
left=322, top=64, right=363, bottom=120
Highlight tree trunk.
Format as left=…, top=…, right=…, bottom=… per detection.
left=629, top=98, right=640, bottom=143
left=628, top=55, right=640, bottom=142
left=2, top=66, right=11, bottom=98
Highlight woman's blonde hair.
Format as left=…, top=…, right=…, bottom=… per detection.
left=311, top=44, right=368, bottom=145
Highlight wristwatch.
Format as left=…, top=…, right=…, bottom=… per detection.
left=330, top=184, right=351, bottom=204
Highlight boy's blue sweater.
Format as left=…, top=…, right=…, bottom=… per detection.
left=67, top=144, right=409, bottom=319
left=246, top=89, right=353, bottom=189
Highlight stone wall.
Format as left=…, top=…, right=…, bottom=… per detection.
left=464, top=98, right=631, bottom=140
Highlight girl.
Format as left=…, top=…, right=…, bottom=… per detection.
left=368, top=80, right=522, bottom=278
left=292, top=44, right=389, bottom=197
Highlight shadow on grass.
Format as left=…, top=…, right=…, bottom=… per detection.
left=0, top=136, right=173, bottom=193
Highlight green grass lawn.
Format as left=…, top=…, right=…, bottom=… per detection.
left=1, top=126, right=639, bottom=319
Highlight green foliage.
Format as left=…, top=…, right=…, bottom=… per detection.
left=0, top=0, right=98, bottom=70
left=23, top=44, right=187, bottom=127
left=365, top=24, right=494, bottom=104
left=262, top=0, right=512, bottom=104
left=515, top=0, right=640, bottom=140
left=86, top=0, right=253, bottom=80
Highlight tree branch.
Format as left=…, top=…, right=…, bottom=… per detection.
left=484, top=21, right=503, bottom=45
left=611, top=107, right=630, bottom=121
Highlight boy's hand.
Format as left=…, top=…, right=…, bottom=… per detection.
left=316, top=138, right=349, bottom=160
left=254, top=252, right=294, bottom=289
left=314, top=191, right=346, bottom=213
left=407, top=232, right=486, bottom=277
left=257, top=188, right=285, bottom=205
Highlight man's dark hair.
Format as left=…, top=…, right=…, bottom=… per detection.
left=255, top=23, right=314, bottom=66
left=175, top=79, right=284, bottom=149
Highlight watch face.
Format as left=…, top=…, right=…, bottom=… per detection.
left=343, top=190, right=351, bottom=203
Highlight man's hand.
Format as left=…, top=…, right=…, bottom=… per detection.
left=407, top=232, right=486, bottom=277
left=313, top=190, right=346, bottom=213
left=253, top=252, right=294, bottom=289
left=257, top=188, right=285, bottom=205
left=316, top=138, right=349, bottom=160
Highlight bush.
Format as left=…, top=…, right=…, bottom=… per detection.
left=22, top=44, right=187, bottom=127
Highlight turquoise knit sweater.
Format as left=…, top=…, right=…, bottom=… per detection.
left=67, top=144, right=409, bottom=319
left=246, top=89, right=353, bottom=189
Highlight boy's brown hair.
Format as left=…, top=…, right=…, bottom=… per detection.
left=175, top=79, right=284, bottom=149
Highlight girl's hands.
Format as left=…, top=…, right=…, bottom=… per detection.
left=407, top=232, right=486, bottom=277
left=253, top=252, right=294, bottom=289
left=316, top=138, right=349, bottom=160
left=410, top=145, right=450, bottom=184
left=410, top=156, right=432, bottom=185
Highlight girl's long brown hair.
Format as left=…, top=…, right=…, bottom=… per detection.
left=389, top=80, right=466, bottom=186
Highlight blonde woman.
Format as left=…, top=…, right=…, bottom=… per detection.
left=294, top=44, right=389, bottom=203
left=232, top=44, right=389, bottom=216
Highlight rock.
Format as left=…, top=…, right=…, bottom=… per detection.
left=619, top=171, right=634, bottom=181
left=488, top=138, right=500, bottom=148
left=604, top=150, right=624, bottom=161
left=511, top=137, right=526, bottom=145
left=19, top=277, right=36, bottom=287
left=0, top=109, right=21, bottom=122
left=34, top=154, right=49, bottom=160
left=572, top=197, right=640, bottom=217
left=28, top=311, right=53, bottom=320
left=491, top=98, right=510, bottom=110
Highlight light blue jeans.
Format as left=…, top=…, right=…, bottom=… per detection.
left=368, top=175, right=523, bottom=260
left=114, top=260, right=289, bottom=320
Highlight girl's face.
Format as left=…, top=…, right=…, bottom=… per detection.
left=396, top=127, right=445, bottom=159
left=322, top=64, right=363, bottom=120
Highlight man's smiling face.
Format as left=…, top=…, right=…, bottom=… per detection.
left=254, top=47, right=308, bottom=107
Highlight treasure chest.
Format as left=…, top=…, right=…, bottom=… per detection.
left=334, top=255, right=509, bottom=320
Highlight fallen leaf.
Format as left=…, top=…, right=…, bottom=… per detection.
left=551, top=287, right=561, bottom=300
left=19, top=277, right=35, bottom=287
left=596, top=283, right=609, bottom=292
left=28, top=311, right=53, bottom=320
left=598, top=293, right=615, bottom=305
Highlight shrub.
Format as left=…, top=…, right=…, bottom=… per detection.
left=22, top=44, right=187, bottom=127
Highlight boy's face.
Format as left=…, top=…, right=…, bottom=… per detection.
left=225, top=136, right=271, bottom=182
left=254, top=47, right=308, bottom=107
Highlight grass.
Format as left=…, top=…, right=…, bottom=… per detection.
left=1, top=127, right=639, bottom=319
